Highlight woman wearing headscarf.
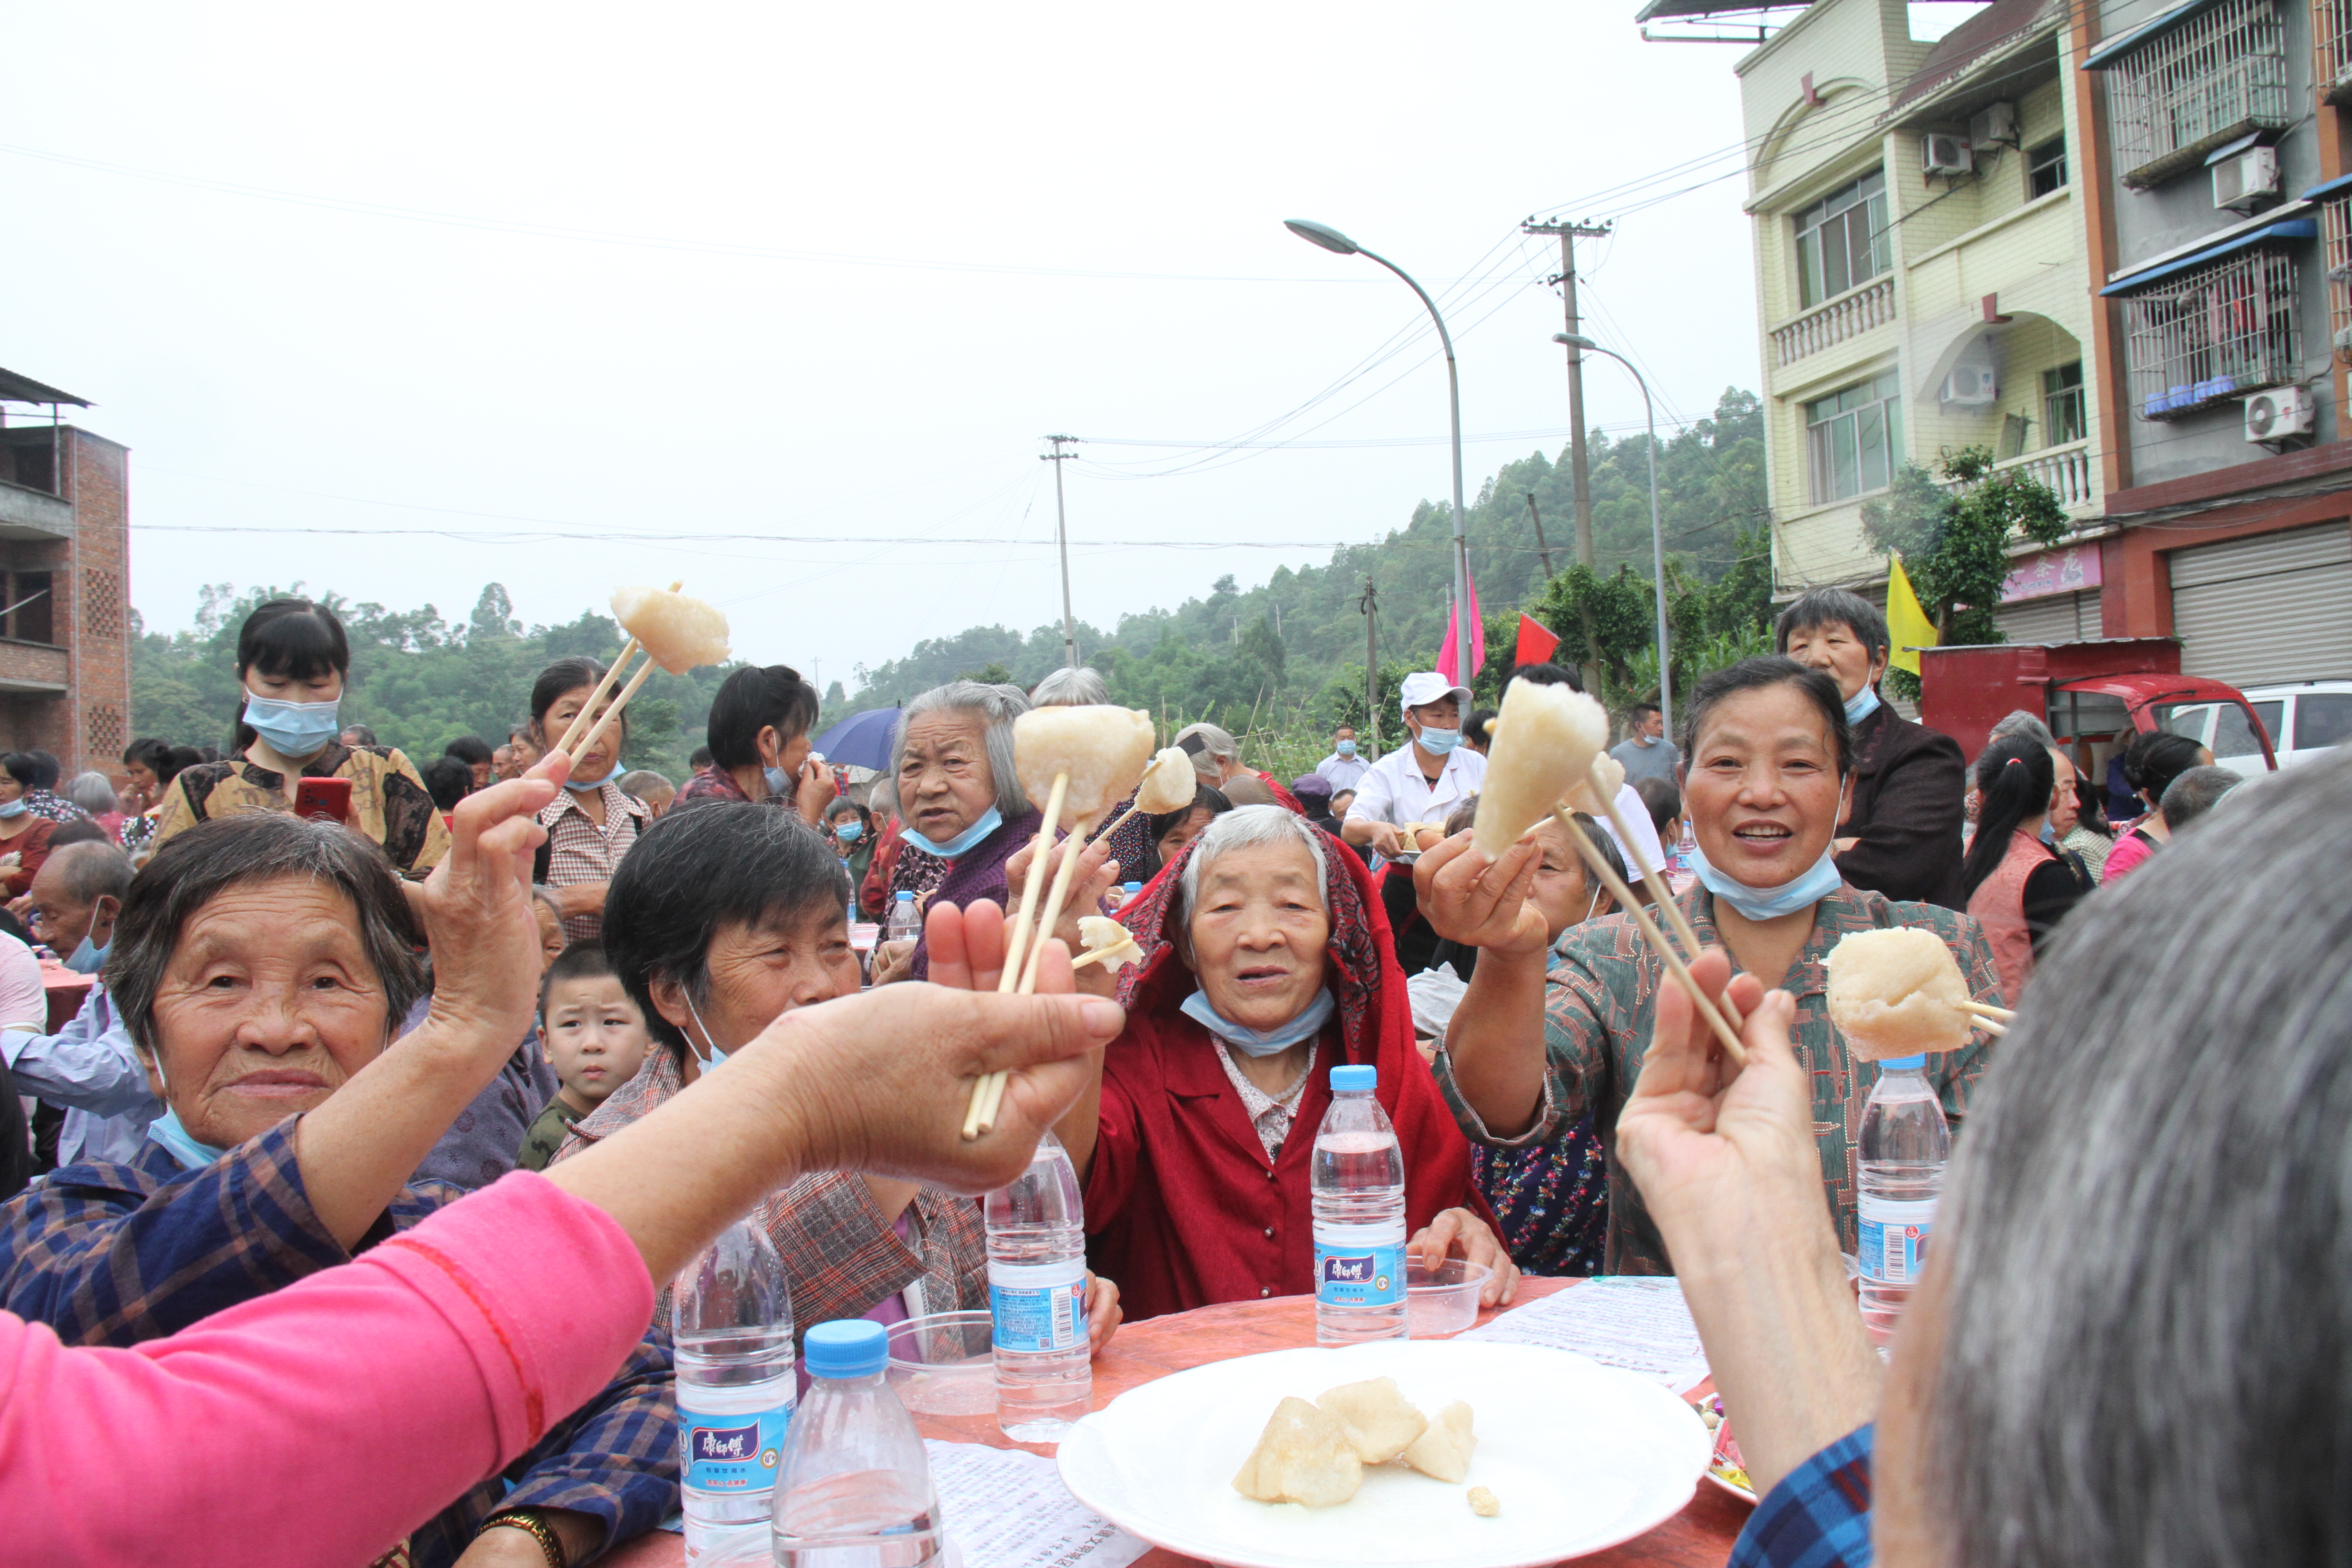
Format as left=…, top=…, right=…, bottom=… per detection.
left=150, top=598, right=448, bottom=877
left=1038, top=805, right=1512, bottom=1322
left=872, top=681, right=1044, bottom=984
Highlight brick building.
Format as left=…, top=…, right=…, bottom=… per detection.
left=0, top=368, right=132, bottom=778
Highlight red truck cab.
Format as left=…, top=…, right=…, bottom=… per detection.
left=1916, top=638, right=2278, bottom=773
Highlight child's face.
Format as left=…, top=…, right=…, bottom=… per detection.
left=534, top=902, right=567, bottom=970
left=541, top=974, right=653, bottom=1106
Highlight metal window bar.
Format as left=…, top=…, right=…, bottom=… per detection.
left=2105, top=0, right=2289, bottom=178
left=2122, top=250, right=2302, bottom=418
left=2320, top=0, right=2352, bottom=100
left=2325, top=194, right=2352, bottom=361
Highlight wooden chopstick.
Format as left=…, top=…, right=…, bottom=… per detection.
left=962, top=772, right=1071, bottom=1141
left=1958, top=999, right=2015, bottom=1022
left=567, top=657, right=655, bottom=773
left=1553, top=807, right=1748, bottom=1065
left=554, top=639, right=638, bottom=760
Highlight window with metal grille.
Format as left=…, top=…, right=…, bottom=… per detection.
left=2043, top=361, right=2086, bottom=444
left=2099, top=0, right=2289, bottom=187
left=2325, top=192, right=2352, bottom=361
left=1795, top=170, right=1891, bottom=307
left=1805, top=371, right=1903, bottom=504
left=2120, top=250, right=2300, bottom=418
left=2027, top=137, right=2068, bottom=199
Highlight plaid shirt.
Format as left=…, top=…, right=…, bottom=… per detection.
left=1730, top=1423, right=1875, bottom=1568
left=554, top=1046, right=986, bottom=1333
left=0, top=1121, right=676, bottom=1567
left=537, top=781, right=650, bottom=942
left=1434, top=883, right=2000, bottom=1274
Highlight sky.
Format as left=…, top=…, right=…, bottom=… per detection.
left=2, top=1, right=1988, bottom=692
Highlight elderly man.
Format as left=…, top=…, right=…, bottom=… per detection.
left=1, top=840, right=156, bottom=1166
left=1342, top=673, right=1486, bottom=860
left=1172, top=722, right=1304, bottom=814
left=1315, top=724, right=1371, bottom=793
left=490, top=743, right=518, bottom=781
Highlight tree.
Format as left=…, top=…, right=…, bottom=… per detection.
left=1862, top=446, right=2070, bottom=699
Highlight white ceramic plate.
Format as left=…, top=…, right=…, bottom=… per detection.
left=1055, top=1339, right=1709, bottom=1568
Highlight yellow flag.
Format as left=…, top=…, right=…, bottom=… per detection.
left=1886, top=553, right=1938, bottom=676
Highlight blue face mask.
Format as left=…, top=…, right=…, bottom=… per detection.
left=903, top=804, right=1004, bottom=859
left=764, top=766, right=791, bottom=797
left=243, top=689, right=343, bottom=760
left=65, top=936, right=106, bottom=975
left=1336, top=740, right=1357, bottom=758
left=1844, top=685, right=1882, bottom=726
left=682, top=991, right=728, bottom=1071
left=1181, top=986, right=1337, bottom=1058
left=144, top=1054, right=225, bottom=1171
left=1687, top=837, right=1844, bottom=921
left=1416, top=727, right=1463, bottom=756
left=834, top=820, right=863, bottom=843
left=564, top=761, right=624, bottom=795
left=0, top=799, right=24, bottom=820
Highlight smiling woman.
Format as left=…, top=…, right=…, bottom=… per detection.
left=0, top=802, right=681, bottom=1568
left=1422, top=655, right=2006, bottom=1274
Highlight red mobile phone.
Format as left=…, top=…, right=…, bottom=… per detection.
left=292, top=777, right=353, bottom=825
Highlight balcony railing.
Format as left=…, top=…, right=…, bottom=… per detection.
left=2119, top=249, right=2301, bottom=418
left=1770, top=276, right=1896, bottom=367
left=1939, top=439, right=2098, bottom=512
left=2321, top=0, right=2352, bottom=102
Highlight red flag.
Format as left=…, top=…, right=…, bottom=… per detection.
left=1434, top=568, right=1486, bottom=685
left=1514, top=613, right=1562, bottom=670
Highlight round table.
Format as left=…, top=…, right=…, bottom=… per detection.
left=605, top=1279, right=1748, bottom=1568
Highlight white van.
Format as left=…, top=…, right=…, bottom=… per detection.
left=2164, top=681, right=2352, bottom=777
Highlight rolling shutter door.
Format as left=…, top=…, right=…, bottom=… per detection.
left=2170, top=523, right=2352, bottom=687
left=1993, top=590, right=2102, bottom=645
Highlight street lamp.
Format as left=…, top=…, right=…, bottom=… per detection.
left=1555, top=332, right=1674, bottom=744
left=1289, top=219, right=1471, bottom=686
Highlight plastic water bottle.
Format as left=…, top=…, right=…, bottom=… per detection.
left=1121, top=881, right=1143, bottom=906
left=770, top=1320, right=943, bottom=1568
left=676, top=1220, right=797, bottom=1566
left=1312, top=1064, right=1409, bottom=1345
left=1855, top=1055, right=1950, bottom=1349
left=985, top=1130, right=1091, bottom=1441
left=885, top=891, right=921, bottom=946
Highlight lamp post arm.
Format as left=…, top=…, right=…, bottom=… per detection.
left=1580, top=344, right=1673, bottom=745
left=1360, top=247, right=1472, bottom=686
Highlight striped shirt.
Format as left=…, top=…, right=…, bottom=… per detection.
left=0, top=1121, right=677, bottom=1567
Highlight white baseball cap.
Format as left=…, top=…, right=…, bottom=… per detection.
left=1398, top=672, right=1472, bottom=714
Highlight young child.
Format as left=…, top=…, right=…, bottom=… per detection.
left=515, top=941, right=654, bottom=1172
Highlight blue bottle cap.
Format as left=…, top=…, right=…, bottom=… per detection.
left=896, top=890, right=915, bottom=902
left=804, top=1318, right=889, bottom=1379
left=1878, top=1054, right=1927, bottom=1071
left=1124, top=882, right=1143, bottom=895
left=1330, top=1064, right=1377, bottom=1093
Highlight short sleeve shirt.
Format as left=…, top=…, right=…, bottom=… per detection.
left=1345, top=744, right=1487, bottom=832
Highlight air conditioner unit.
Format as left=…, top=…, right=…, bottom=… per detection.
left=1923, top=132, right=1972, bottom=176
left=2244, top=385, right=2315, bottom=444
left=2212, top=146, right=2281, bottom=213
left=1968, top=101, right=2019, bottom=150
left=1941, top=364, right=1999, bottom=406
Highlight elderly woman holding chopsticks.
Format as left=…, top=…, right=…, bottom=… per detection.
left=524, top=657, right=656, bottom=944
left=1418, top=655, right=2004, bottom=1275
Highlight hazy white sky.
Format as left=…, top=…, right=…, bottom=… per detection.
left=2, top=1, right=1986, bottom=689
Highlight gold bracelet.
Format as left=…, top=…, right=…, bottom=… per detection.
left=480, top=1510, right=567, bottom=1568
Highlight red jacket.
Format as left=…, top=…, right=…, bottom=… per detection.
left=1085, top=823, right=1481, bottom=1320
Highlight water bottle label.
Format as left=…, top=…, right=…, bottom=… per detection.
left=678, top=1403, right=792, bottom=1493
left=990, top=1260, right=1087, bottom=1353
left=1313, top=1221, right=1406, bottom=1307
left=1857, top=1196, right=1935, bottom=1283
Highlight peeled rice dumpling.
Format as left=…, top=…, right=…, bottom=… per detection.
left=1231, top=1396, right=1364, bottom=1507
left=1316, top=1377, right=1428, bottom=1465
left=1472, top=679, right=1611, bottom=855
left=1401, top=1400, right=1477, bottom=1483
left=1825, top=927, right=1972, bottom=1060
left=609, top=586, right=731, bottom=675
left=1014, top=706, right=1157, bottom=823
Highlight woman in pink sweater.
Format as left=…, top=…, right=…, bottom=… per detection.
left=0, top=797, right=1122, bottom=1567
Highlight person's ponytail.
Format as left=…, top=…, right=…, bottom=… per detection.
left=1961, top=736, right=2055, bottom=902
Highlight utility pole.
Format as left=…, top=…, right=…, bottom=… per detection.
left=1042, top=435, right=1080, bottom=668
left=1524, top=218, right=1612, bottom=570
left=1357, top=578, right=1379, bottom=757
left=1525, top=492, right=1555, bottom=579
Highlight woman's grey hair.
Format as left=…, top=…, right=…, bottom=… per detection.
left=1772, top=586, right=1889, bottom=660
left=103, top=813, right=427, bottom=1060
left=1175, top=722, right=1238, bottom=784
left=67, top=771, right=118, bottom=815
left=1178, top=805, right=1330, bottom=927
left=603, top=800, right=851, bottom=1057
left=1987, top=709, right=2058, bottom=752
left=2157, top=763, right=2240, bottom=832
left=890, top=681, right=1031, bottom=819
left=1030, top=666, right=1110, bottom=707
left=1928, top=750, right=2352, bottom=1568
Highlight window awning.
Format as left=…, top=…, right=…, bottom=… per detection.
left=0, top=369, right=89, bottom=407
left=2098, top=218, right=2315, bottom=295
left=2082, top=0, right=2227, bottom=69
left=2303, top=171, right=2352, bottom=203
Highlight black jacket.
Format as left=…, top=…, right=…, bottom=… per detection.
left=1836, top=701, right=1966, bottom=909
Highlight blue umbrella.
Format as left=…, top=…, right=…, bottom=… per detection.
left=812, top=706, right=902, bottom=771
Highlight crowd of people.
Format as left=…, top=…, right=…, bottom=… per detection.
left=0, top=589, right=2329, bottom=1568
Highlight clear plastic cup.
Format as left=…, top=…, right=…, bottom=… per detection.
left=883, top=1310, right=996, bottom=1416
left=1405, top=1258, right=1492, bottom=1336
